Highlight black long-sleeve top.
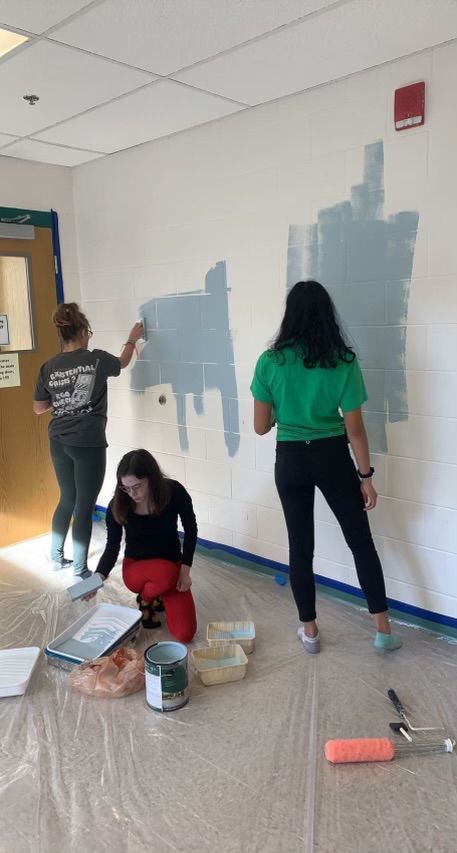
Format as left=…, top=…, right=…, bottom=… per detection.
left=96, top=480, right=198, bottom=578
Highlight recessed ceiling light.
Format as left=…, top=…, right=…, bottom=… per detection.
left=0, top=28, right=28, bottom=59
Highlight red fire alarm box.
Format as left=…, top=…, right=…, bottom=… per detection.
left=394, top=82, right=425, bottom=131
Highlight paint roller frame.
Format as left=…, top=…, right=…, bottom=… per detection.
left=389, top=722, right=412, bottom=742
left=387, top=688, right=443, bottom=732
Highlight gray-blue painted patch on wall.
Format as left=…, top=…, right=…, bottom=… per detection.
left=131, top=260, right=240, bottom=457
left=286, top=140, right=419, bottom=452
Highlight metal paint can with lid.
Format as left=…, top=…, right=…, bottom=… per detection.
left=144, top=642, right=189, bottom=712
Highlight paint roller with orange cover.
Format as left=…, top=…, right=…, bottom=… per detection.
left=325, top=737, right=455, bottom=764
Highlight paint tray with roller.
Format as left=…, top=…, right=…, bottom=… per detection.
left=206, top=621, right=255, bottom=654
left=45, top=603, right=142, bottom=670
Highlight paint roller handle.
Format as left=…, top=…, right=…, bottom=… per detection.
left=388, top=688, right=406, bottom=716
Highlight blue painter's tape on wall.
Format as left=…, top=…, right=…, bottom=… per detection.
left=95, top=505, right=455, bottom=632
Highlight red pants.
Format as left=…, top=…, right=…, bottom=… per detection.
left=123, top=558, right=197, bottom=644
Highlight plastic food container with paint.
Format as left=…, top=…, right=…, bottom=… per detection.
left=0, top=647, right=41, bottom=698
left=192, top=644, right=248, bottom=686
left=144, top=642, right=189, bottom=712
left=44, top=603, right=142, bottom=670
left=206, top=621, right=255, bottom=654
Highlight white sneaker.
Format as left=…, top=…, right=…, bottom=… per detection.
left=297, top=626, right=320, bottom=654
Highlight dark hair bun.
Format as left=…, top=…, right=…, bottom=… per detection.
left=52, top=302, right=91, bottom=342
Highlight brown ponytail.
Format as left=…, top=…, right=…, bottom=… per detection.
left=52, top=302, right=91, bottom=342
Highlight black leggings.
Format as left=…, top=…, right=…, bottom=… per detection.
left=274, top=435, right=387, bottom=623
left=50, top=440, right=106, bottom=573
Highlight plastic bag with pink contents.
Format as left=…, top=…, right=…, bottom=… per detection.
left=69, top=647, right=145, bottom=698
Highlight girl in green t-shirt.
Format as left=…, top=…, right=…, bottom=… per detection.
left=251, top=281, right=401, bottom=655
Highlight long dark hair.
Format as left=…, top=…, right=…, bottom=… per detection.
left=272, top=281, right=354, bottom=368
left=111, top=449, right=171, bottom=524
left=53, top=302, right=91, bottom=343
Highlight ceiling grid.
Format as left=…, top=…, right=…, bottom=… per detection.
left=0, top=0, right=454, bottom=167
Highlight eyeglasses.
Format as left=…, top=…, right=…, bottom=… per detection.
left=119, top=482, right=145, bottom=495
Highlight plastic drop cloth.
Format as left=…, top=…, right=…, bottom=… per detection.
left=1, top=537, right=457, bottom=853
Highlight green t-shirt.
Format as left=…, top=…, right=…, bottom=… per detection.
left=250, top=347, right=367, bottom=441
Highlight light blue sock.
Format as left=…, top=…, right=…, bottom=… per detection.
left=374, top=632, right=402, bottom=651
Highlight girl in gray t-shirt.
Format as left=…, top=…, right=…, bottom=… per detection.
left=34, top=302, right=143, bottom=577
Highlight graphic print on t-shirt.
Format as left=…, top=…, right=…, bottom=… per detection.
left=50, top=359, right=98, bottom=417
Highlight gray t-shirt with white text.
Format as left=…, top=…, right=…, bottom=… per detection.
left=34, top=348, right=121, bottom=446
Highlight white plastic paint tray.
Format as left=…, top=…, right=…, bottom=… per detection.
left=207, top=621, right=256, bottom=654
left=44, top=603, right=142, bottom=671
left=192, top=644, right=248, bottom=686
left=0, top=647, right=41, bottom=698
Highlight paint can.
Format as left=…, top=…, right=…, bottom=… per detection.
left=144, top=642, right=189, bottom=712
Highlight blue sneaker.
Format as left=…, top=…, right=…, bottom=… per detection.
left=374, top=632, right=402, bottom=652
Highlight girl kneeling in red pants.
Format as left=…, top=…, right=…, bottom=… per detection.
left=94, top=449, right=197, bottom=644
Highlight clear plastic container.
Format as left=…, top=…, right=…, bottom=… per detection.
left=207, top=621, right=255, bottom=654
left=192, top=643, right=248, bottom=685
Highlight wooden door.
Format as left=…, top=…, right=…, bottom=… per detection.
left=0, top=226, right=59, bottom=545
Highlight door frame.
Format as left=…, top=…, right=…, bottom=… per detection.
left=0, top=207, right=64, bottom=303
left=0, top=225, right=63, bottom=545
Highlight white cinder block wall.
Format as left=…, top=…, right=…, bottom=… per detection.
left=73, top=42, right=457, bottom=625
left=0, top=156, right=81, bottom=303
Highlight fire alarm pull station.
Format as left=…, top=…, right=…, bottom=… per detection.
left=394, top=82, right=425, bottom=131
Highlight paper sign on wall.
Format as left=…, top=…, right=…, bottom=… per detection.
left=0, top=353, right=20, bottom=388
left=0, top=314, right=9, bottom=345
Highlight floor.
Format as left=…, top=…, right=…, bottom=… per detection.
left=1, top=524, right=457, bottom=853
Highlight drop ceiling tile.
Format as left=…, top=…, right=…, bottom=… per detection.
left=0, top=40, right=154, bottom=136
left=50, top=0, right=338, bottom=75
left=175, top=0, right=457, bottom=105
left=0, top=138, right=103, bottom=166
left=0, top=131, right=18, bottom=147
left=0, top=1, right=95, bottom=35
left=35, top=79, right=245, bottom=153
